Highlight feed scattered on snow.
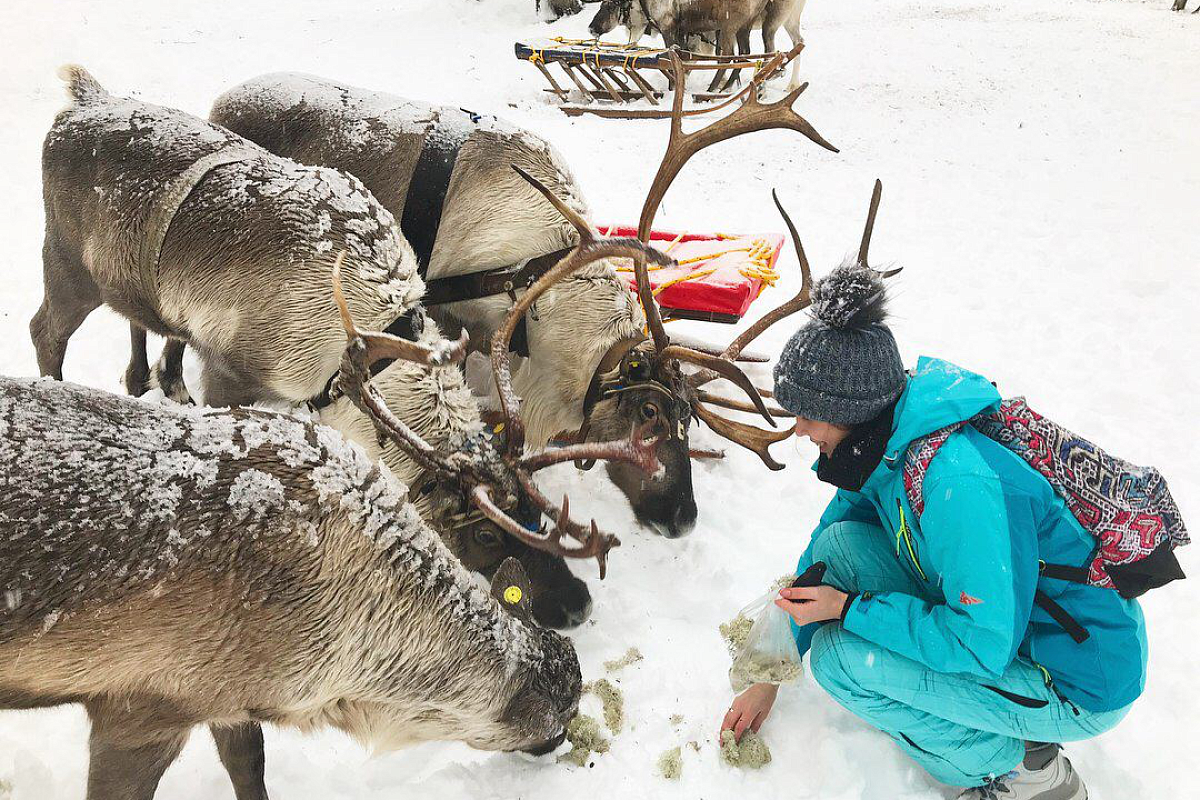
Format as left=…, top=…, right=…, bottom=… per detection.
left=560, top=713, right=610, bottom=767
left=669, top=713, right=684, bottom=726
left=603, top=647, right=643, bottom=673
left=657, top=746, right=683, bottom=780
left=720, top=729, right=772, bottom=769
left=586, top=678, right=624, bottom=733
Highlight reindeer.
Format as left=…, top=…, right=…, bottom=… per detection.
left=33, top=66, right=420, bottom=409
left=589, top=1, right=805, bottom=91
left=634, top=0, right=771, bottom=92
left=34, top=66, right=605, bottom=630
left=206, top=59, right=835, bottom=537
left=0, top=235, right=664, bottom=799
left=586, top=0, right=717, bottom=53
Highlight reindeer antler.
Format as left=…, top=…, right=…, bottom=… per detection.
left=332, top=252, right=469, bottom=368
left=633, top=46, right=837, bottom=355
left=684, top=190, right=813, bottom=466
left=333, top=242, right=662, bottom=577
left=688, top=181, right=903, bottom=467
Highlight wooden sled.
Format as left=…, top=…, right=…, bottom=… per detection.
left=515, top=38, right=802, bottom=118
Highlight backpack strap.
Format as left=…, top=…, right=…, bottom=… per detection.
left=1033, top=590, right=1090, bottom=643
left=902, top=422, right=965, bottom=517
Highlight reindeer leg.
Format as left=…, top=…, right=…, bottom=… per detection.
left=152, top=338, right=192, bottom=404
left=784, top=21, right=804, bottom=89
left=722, top=27, right=753, bottom=92
left=30, top=233, right=101, bottom=381
left=212, top=723, right=270, bottom=800
left=85, top=710, right=189, bottom=800
left=125, top=324, right=151, bottom=396
left=199, top=353, right=268, bottom=408
left=707, top=31, right=729, bottom=93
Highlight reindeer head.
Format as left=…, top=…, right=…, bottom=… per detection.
left=441, top=559, right=583, bottom=755
left=413, top=473, right=593, bottom=627
left=587, top=0, right=633, bottom=37
left=515, top=47, right=842, bottom=536
left=329, top=233, right=667, bottom=581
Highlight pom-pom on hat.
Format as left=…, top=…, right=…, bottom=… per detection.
left=773, top=258, right=905, bottom=426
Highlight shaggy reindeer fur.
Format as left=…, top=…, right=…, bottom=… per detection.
left=209, top=73, right=644, bottom=447
left=0, top=376, right=580, bottom=800
left=320, top=326, right=594, bottom=629
left=209, top=73, right=698, bottom=538
left=33, top=66, right=421, bottom=407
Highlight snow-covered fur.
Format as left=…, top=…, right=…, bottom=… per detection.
left=209, top=74, right=698, bottom=538
left=318, top=326, right=596, bottom=630
left=32, top=66, right=421, bottom=407
left=0, top=376, right=580, bottom=796
left=810, top=257, right=890, bottom=330
left=209, top=72, right=639, bottom=445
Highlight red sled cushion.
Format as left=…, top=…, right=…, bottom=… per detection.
left=601, top=226, right=785, bottom=323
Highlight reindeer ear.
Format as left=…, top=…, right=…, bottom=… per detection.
left=491, top=557, right=536, bottom=625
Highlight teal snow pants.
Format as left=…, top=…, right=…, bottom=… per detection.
left=802, top=522, right=1131, bottom=787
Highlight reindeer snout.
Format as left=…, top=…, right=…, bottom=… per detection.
left=532, top=579, right=593, bottom=629
left=523, top=726, right=568, bottom=756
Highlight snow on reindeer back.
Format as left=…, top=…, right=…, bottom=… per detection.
left=218, top=72, right=554, bottom=163
left=0, top=378, right=530, bottom=666
left=50, top=90, right=415, bottom=307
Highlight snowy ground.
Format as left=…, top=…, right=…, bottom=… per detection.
left=1, top=0, right=1197, bottom=798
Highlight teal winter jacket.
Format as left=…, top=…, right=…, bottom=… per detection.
left=791, top=357, right=1147, bottom=712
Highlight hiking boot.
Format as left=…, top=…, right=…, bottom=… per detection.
left=958, top=744, right=1087, bottom=800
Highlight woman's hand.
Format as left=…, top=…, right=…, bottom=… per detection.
left=775, top=585, right=849, bottom=626
left=720, top=682, right=779, bottom=742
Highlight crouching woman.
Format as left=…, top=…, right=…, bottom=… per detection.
left=722, top=262, right=1147, bottom=800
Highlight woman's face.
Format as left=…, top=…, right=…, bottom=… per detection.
left=792, top=417, right=852, bottom=457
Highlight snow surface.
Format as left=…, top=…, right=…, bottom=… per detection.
left=1, top=0, right=1196, bottom=798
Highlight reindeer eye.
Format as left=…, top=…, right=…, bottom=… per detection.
left=639, top=402, right=660, bottom=422
left=473, top=528, right=502, bottom=548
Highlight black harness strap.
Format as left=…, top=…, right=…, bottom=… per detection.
left=401, top=115, right=469, bottom=274
left=420, top=248, right=574, bottom=307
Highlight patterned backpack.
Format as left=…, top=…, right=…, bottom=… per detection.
left=903, top=398, right=1188, bottom=640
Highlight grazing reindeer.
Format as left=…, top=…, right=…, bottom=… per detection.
left=208, top=64, right=833, bottom=536
left=0, top=378, right=578, bottom=800
left=35, top=66, right=598, bottom=629
left=586, top=0, right=717, bottom=53
left=636, top=0, right=772, bottom=92
left=588, top=1, right=803, bottom=86
left=0, top=244, right=663, bottom=799
left=320, top=310, right=596, bottom=629
left=33, top=65, right=421, bottom=408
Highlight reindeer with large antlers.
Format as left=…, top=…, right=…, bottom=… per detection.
left=205, top=52, right=834, bottom=537
left=327, top=234, right=671, bottom=579
left=0, top=251, right=666, bottom=800
left=36, top=66, right=647, bottom=630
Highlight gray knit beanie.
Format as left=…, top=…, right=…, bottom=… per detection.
left=773, top=257, right=905, bottom=425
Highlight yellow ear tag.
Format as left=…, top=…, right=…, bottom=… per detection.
left=503, top=586, right=523, bottom=605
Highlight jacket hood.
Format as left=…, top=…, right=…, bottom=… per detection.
left=884, top=357, right=1001, bottom=462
